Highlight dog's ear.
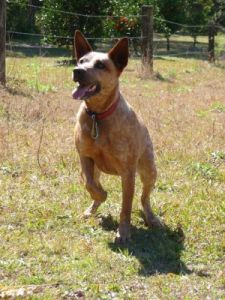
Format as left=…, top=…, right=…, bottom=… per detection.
left=74, top=30, right=92, bottom=60
left=109, top=38, right=129, bottom=73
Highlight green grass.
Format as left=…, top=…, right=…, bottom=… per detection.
left=0, top=55, right=225, bottom=299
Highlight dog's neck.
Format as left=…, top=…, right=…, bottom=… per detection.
left=84, top=87, right=119, bottom=114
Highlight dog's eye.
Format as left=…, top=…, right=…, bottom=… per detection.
left=95, top=61, right=105, bottom=69
left=79, top=59, right=84, bottom=64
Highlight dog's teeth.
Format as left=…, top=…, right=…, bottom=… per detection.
left=89, top=85, right=96, bottom=92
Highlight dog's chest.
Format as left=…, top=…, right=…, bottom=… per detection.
left=77, top=123, right=131, bottom=174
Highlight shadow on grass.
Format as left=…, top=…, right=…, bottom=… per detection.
left=215, top=62, right=225, bottom=70
left=99, top=214, right=191, bottom=276
left=153, top=72, right=174, bottom=83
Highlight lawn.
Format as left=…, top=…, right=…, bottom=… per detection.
left=0, top=55, right=225, bottom=299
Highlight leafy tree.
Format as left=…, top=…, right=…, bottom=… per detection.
left=104, top=0, right=166, bottom=36
left=211, top=0, right=225, bottom=26
left=103, top=0, right=165, bottom=54
left=185, top=0, right=214, bottom=46
left=36, top=0, right=110, bottom=48
left=157, top=0, right=187, bottom=50
left=102, top=0, right=142, bottom=54
left=6, top=0, right=40, bottom=33
left=6, top=0, right=220, bottom=56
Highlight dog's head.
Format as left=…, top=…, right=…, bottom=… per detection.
left=72, top=31, right=128, bottom=101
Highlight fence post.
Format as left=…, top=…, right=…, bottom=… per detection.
left=208, top=22, right=215, bottom=63
left=141, top=5, right=153, bottom=74
left=0, top=0, right=6, bottom=85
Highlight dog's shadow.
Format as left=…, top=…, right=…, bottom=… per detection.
left=99, top=214, right=191, bottom=276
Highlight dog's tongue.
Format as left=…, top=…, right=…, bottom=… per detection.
left=72, top=86, right=89, bottom=100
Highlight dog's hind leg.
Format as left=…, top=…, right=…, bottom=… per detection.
left=80, top=156, right=107, bottom=217
left=138, top=147, right=163, bottom=228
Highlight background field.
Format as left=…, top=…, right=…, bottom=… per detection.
left=0, top=55, right=225, bottom=299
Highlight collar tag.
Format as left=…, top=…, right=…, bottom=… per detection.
left=86, top=93, right=120, bottom=139
left=91, top=114, right=99, bottom=140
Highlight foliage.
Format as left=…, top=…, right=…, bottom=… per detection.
left=102, top=0, right=167, bottom=55
left=6, top=0, right=223, bottom=50
left=103, top=0, right=140, bottom=38
left=6, top=0, right=40, bottom=33
left=212, top=0, right=225, bottom=25
left=103, top=0, right=164, bottom=37
left=158, top=0, right=187, bottom=35
left=36, top=0, right=110, bottom=47
left=185, top=0, right=214, bottom=41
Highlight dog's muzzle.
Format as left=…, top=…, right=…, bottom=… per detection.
left=72, top=68, right=101, bottom=100
left=73, top=68, right=86, bottom=82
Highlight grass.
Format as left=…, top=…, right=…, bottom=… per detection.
left=0, top=54, right=225, bottom=299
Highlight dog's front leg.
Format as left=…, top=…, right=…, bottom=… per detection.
left=80, top=156, right=107, bottom=217
left=116, top=170, right=136, bottom=243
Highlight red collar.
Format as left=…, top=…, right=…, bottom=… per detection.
left=85, top=95, right=120, bottom=120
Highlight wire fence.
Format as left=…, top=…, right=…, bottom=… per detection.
left=7, top=0, right=145, bottom=18
left=4, top=1, right=225, bottom=61
left=6, top=30, right=225, bottom=61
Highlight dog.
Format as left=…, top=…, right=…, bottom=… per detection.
left=72, top=31, right=162, bottom=243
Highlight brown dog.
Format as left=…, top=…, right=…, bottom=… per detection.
left=72, top=31, right=162, bottom=243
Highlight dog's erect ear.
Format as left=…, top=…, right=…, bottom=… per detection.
left=109, top=38, right=129, bottom=73
left=74, top=30, right=92, bottom=60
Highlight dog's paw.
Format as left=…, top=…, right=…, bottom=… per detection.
left=145, top=215, right=164, bottom=228
left=114, top=232, right=130, bottom=244
left=114, top=223, right=130, bottom=244
left=83, top=209, right=94, bottom=219
left=83, top=201, right=101, bottom=218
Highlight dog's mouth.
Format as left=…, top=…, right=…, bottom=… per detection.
left=72, top=82, right=101, bottom=100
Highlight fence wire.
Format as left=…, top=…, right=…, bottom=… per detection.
left=7, top=1, right=145, bottom=18
left=5, top=1, right=225, bottom=61
left=6, top=30, right=225, bottom=61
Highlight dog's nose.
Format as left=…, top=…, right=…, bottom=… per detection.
left=73, top=68, right=86, bottom=82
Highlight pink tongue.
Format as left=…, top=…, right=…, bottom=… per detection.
left=72, top=86, right=89, bottom=100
